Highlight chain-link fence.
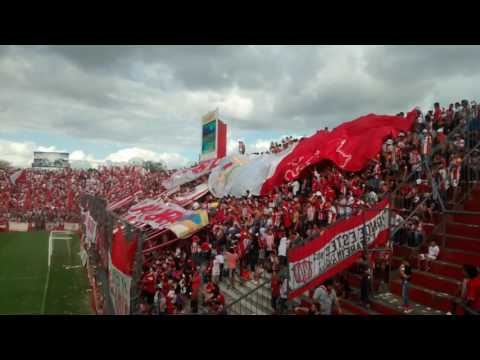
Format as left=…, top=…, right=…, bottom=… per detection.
left=80, top=194, right=145, bottom=315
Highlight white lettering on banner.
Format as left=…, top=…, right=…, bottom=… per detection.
left=64, top=223, right=80, bottom=232
left=8, top=222, right=29, bottom=232
left=284, top=150, right=321, bottom=182
left=125, top=200, right=186, bottom=229
left=335, top=139, right=353, bottom=168
left=108, top=255, right=132, bottom=315
left=85, top=212, right=97, bottom=244
left=288, top=205, right=389, bottom=294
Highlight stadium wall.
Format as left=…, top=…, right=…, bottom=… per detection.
left=4, top=221, right=80, bottom=233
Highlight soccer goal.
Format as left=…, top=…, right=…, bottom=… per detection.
left=40, top=230, right=75, bottom=314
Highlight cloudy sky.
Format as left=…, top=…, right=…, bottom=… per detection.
left=1, top=45, right=479, bottom=169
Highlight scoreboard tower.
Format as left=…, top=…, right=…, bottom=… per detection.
left=200, top=109, right=227, bottom=161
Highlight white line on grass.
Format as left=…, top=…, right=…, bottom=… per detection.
left=40, top=232, right=53, bottom=314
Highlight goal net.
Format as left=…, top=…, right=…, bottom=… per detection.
left=41, top=230, right=75, bottom=313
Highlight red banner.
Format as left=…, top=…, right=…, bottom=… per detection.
left=109, top=227, right=137, bottom=314
left=287, top=199, right=390, bottom=299
left=260, top=110, right=417, bottom=195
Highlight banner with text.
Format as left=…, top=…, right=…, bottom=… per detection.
left=124, top=199, right=188, bottom=230
left=288, top=199, right=390, bottom=299
left=8, top=222, right=29, bottom=232
left=85, top=211, right=97, bottom=244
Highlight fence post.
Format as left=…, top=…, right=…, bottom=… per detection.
left=130, top=231, right=146, bottom=315
left=442, top=212, right=447, bottom=249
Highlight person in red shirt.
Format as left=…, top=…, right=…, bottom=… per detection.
left=465, top=268, right=480, bottom=315
left=190, top=269, right=201, bottom=313
left=282, top=201, right=292, bottom=230
left=271, top=271, right=281, bottom=314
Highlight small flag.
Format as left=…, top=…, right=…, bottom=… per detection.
left=10, top=169, right=27, bottom=185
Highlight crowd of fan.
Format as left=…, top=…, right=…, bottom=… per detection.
left=136, top=100, right=480, bottom=315
left=0, top=166, right=173, bottom=228
left=2, top=99, right=479, bottom=315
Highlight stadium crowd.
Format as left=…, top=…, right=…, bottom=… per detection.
left=1, top=99, right=479, bottom=315
left=134, top=100, right=480, bottom=315
left=0, top=166, right=174, bottom=228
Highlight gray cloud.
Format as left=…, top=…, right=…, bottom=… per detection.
left=2, top=45, right=480, bottom=163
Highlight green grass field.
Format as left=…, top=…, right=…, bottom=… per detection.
left=0, top=231, right=93, bottom=315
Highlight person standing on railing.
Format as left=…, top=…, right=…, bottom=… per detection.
left=399, top=260, right=413, bottom=313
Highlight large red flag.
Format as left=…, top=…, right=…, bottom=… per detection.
left=260, top=110, right=417, bottom=195
left=111, top=227, right=137, bottom=276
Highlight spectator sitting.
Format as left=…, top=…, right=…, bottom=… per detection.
left=417, top=240, right=440, bottom=271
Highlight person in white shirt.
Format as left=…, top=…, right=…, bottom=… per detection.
left=215, top=252, right=225, bottom=282
left=262, top=227, right=275, bottom=255
left=291, top=180, right=300, bottom=197
left=417, top=240, right=440, bottom=271
left=313, top=279, right=343, bottom=315
left=367, top=190, right=378, bottom=204
left=212, top=256, right=221, bottom=284
left=306, top=203, right=316, bottom=224
left=278, top=236, right=290, bottom=267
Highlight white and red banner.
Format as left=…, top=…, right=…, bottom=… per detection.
left=208, top=149, right=297, bottom=198
left=8, top=221, right=29, bottom=232
left=172, top=183, right=209, bottom=207
left=108, top=227, right=137, bottom=315
left=162, top=158, right=220, bottom=190
left=287, top=199, right=390, bottom=299
left=124, top=199, right=188, bottom=229
left=85, top=211, right=97, bottom=244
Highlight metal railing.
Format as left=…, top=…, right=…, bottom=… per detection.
left=220, top=116, right=480, bottom=315
left=223, top=267, right=289, bottom=315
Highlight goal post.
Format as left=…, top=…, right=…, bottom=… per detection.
left=41, top=230, right=75, bottom=314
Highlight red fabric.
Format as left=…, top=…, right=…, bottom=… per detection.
left=260, top=110, right=416, bottom=195
left=111, top=228, right=137, bottom=276
left=467, top=276, right=480, bottom=310
left=217, top=120, right=227, bottom=159
left=200, top=242, right=211, bottom=252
